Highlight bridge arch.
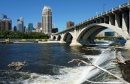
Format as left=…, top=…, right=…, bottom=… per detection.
left=63, top=32, right=73, bottom=43
left=77, top=23, right=129, bottom=45
left=52, top=36, right=56, bottom=40
left=57, top=35, right=61, bottom=41
left=77, top=26, right=106, bottom=44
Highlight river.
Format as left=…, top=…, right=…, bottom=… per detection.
left=0, top=43, right=125, bottom=84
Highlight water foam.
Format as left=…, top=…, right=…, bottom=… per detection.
left=11, top=48, right=118, bottom=84
left=18, top=66, right=87, bottom=84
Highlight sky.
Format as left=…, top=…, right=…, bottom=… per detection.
left=0, top=0, right=129, bottom=32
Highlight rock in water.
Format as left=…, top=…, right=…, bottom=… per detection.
left=16, top=66, right=23, bottom=71
left=8, top=61, right=26, bottom=71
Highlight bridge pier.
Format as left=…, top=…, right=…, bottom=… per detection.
left=125, top=37, right=130, bottom=49
left=59, top=41, right=66, bottom=44
left=69, top=39, right=82, bottom=46
left=70, top=42, right=82, bottom=46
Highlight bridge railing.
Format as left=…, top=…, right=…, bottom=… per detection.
left=55, top=2, right=129, bottom=35
left=83, top=2, right=129, bottom=24
left=120, top=3, right=128, bottom=8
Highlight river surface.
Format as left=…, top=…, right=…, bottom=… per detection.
left=0, top=43, right=126, bottom=84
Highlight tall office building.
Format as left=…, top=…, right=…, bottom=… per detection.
left=25, top=26, right=29, bottom=32
left=17, top=17, right=24, bottom=32
left=42, top=6, right=52, bottom=35
left=66, top=21, right=74, bottom=29
left=13, top=26, right=17, bottom=31
left=0, top=14, right=12, bottom=31
left=36, top=22, right=42, bottom=29
left=28, top=23, right=33, bottom=32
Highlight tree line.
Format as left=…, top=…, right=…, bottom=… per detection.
left=95, top=36, right=125, bottom=40
left=0, top=30, right=49, bottom=39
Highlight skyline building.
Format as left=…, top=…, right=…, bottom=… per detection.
left=104, top=31, right=118, bottom=37
left=25, top=26, right=29, bottom=32
left=28, top=23, right=33, bottom=32
left=13, top=26, right=17, bottom=31
left=0, top=14, right=12, bottom=31
left=36, top=22, right=42, bottom=29
left=52, top=28, right=58, bottom=33
left=66, top=21, right=74, bottom=29
left=17, top=17, right=24, bottom=32
left=42, top=6, right=52, bottom=35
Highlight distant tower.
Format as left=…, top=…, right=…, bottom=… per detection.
left=42, top=6, right=52, bottom=35
left=17, top=17, right=24, bottom=32
left=66, top=21, right=74, bottom=29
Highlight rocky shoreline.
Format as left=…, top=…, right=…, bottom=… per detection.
left=116, top=50, right=130, bottom=83
left=118, top=61, right=130, bottom=83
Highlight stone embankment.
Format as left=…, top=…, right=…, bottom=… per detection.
left=8, top=61, right=26, bottom=71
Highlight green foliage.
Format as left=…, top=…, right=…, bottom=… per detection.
left=95, top=36, right=117, bottom=41
left=111, top=42, right=121, bottom=46
left=0, top=30, right=49, bottom=39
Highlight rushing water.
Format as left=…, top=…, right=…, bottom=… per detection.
left=0, top=43, right=124, bottom=84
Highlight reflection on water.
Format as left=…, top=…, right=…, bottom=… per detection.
left=0, top=43, right=124, bottom=84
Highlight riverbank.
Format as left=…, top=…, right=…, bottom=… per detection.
left=1, top=41, right=59, bottom=44
left=0, top=39, right=59, bottom=44
left=0, top=39, right=56, bottom=44
left=38, top=41, right=59, bottom=43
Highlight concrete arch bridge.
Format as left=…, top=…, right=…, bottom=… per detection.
left=51, top=2, right=130, bottom=48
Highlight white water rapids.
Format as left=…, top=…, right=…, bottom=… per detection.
left=4, top=48, right=123, bottom=84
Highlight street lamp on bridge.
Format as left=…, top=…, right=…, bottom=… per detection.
left=103, top=4, right=106, bottom=12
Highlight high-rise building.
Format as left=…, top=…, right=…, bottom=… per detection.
left=13, top=26, right=17, bottom=31
left=28, top=23, right=33, bottom=32
left=17, top=17, right=24, bottom=32
left=52, top=28, right=58, bottom=33
left=25, top=26, right=29, bottom=32
left=66, top=21, right=74, bottom=29
left=42, top=6, right=52, bottom=35
left=36, top=22, right=42, bottom=29
left=0, top=14, right=12, bottom=31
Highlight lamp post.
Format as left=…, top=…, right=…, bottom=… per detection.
left=96, top=12, right=98, bottom=16
left=103, top=4, right=106, bottom=12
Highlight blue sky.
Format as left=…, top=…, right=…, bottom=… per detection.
left=0, top=0, right=128, bottom=32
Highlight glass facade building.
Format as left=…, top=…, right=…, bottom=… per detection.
left=104, top=32, right=115, bottom=36
left=28, top=23, right=33, bottom=32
